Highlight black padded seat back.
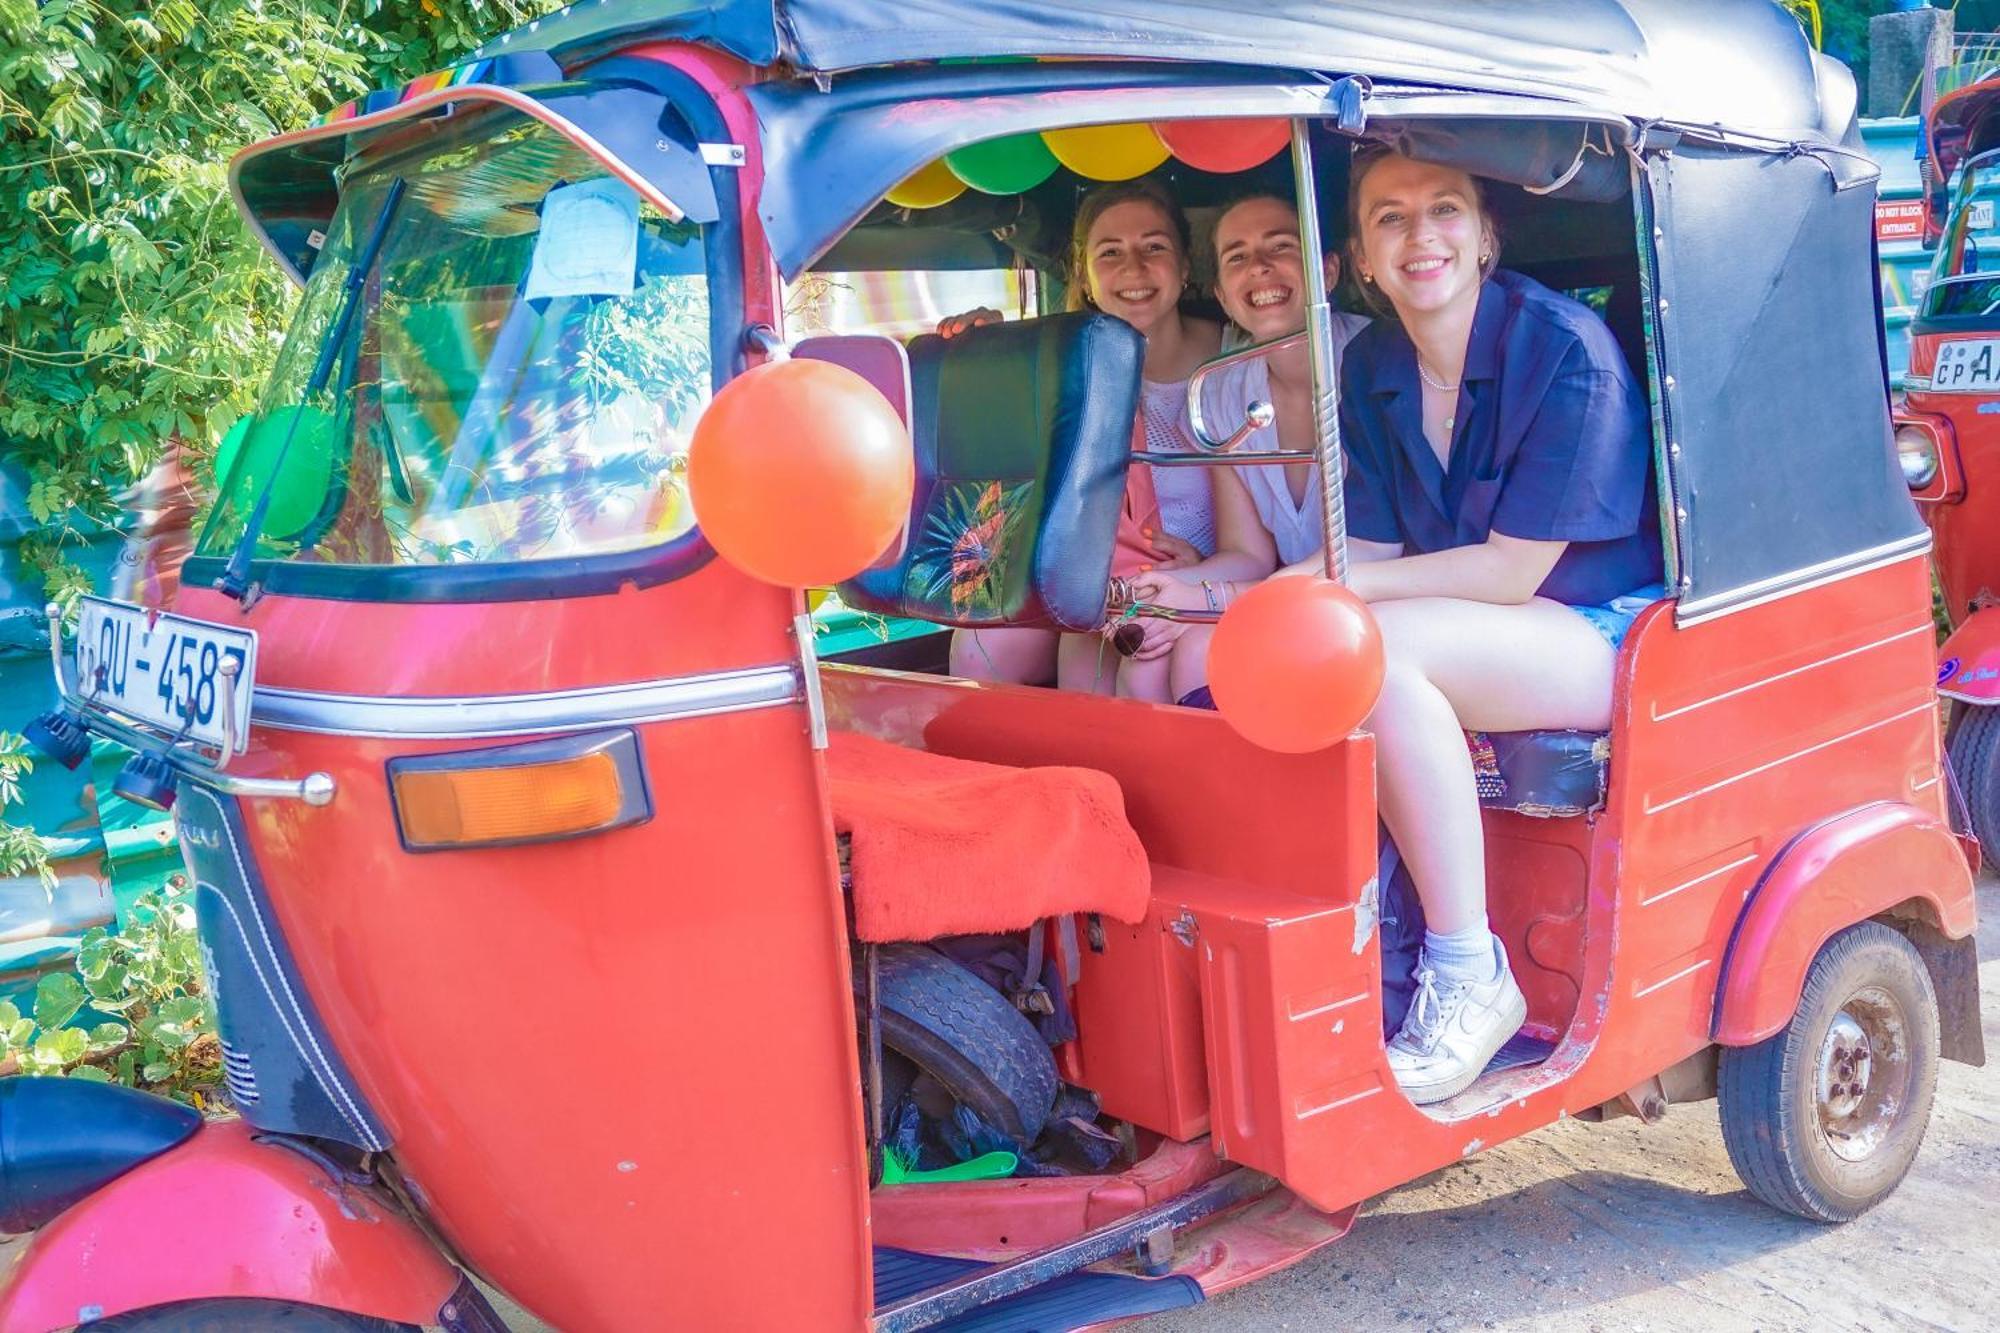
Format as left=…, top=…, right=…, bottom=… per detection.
left=839, top=312, right=1143, bottom=631
left=1470, top=729, right=1610, bottom=817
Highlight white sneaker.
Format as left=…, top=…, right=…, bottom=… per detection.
left=1386, top=942, right=1528, bottom=1106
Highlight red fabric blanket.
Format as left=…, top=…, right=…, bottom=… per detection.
left=826, top=731, right=1151, bottom=943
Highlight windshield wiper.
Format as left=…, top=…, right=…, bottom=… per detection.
left=215, top=177, right=407, bottom=605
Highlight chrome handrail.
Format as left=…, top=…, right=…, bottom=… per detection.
left=1185, top=334, right=1297, bottom=451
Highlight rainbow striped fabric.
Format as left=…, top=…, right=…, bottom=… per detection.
left=314, top=60, right=498, bottom=128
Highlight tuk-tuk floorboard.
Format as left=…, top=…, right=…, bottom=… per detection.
left=426, top=879, right=2000, bottom=1331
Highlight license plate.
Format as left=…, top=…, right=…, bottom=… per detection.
left=1931, top=337, right=2000, bottom=392
left=73, top=597, right=257, bottom=753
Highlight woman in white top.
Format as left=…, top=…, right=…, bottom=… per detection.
left=1128, top=193, right=1370, bottom=694
left=949, top=179, right=1243, bottom=697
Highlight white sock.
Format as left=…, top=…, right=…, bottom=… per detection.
left=1424, top=922, right=1501, bottom=984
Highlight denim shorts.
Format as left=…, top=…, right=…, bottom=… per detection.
left=1567, top=584, right=1666, bottom=650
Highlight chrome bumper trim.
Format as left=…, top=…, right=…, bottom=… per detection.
left=252, top=664, right=802, bottom=740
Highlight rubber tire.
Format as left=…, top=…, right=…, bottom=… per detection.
left=863, top=943, right=1059, bottom=1143
left=1946, top=702, right=2000, bottom=864
left=92, top=1300, right=420, bottom=1332
left=1717, top=921, right=1941, bottom=1223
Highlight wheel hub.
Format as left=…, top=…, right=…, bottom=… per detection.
left=1814, top=986, right=1909, bottom=1163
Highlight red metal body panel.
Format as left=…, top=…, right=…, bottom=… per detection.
left=0, top=1119, right=455, bottom=1331
left=1938, top=605, right=2000, bottom=702
left=1059, top=896, right=1212, bottom=1142
left=1712, top=802, right=1977, bottom=1045
left=1157, top=1194, right=1359, bottom=1303
left=824, top=557, right=1970, bottom=1217
left=176, top=561, right=795, bottom=696
left=175, top=584, right=867, bottom=1326
left=1600, top=560, right=1954, bottom=1078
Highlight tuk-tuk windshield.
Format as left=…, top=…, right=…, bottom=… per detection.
left=1925, top=146, right=2000, bottom=319
left=197, top=115, right=710, bottom=569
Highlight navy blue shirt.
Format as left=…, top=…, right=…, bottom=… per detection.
left=1339, top=269, right=1663, bottom=606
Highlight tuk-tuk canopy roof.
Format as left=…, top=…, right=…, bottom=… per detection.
left=477, top=0, right=1848, bottom=144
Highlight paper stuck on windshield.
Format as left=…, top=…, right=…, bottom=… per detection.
left=524, top=177, right=639, bottom=300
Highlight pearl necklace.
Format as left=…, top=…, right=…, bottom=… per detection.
left=1417, top=358, right=1460, bottom=436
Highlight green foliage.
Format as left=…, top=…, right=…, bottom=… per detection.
left=1815, top=1, right=2000, bottom=112
left=0, top=0, right=560, bottom=589
left=1, top=884, right=222, bottom=1105
left=0, top=731, right=51, bottom=886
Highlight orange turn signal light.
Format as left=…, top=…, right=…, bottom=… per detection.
left=389, top=734, right=645, bottom=851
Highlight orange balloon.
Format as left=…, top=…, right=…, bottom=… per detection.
left=687, top=360, right=914, bottom=588
left=1208, top=578, right=1385, bottom=754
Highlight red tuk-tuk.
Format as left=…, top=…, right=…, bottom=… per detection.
left=2, top=3, right=1982, bottom=1330
left=1900, top=72, right=2000, bottom=861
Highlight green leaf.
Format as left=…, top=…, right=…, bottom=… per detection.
left=67, top=1064, right=112, bottom=1083
left=0, top=1001, right=18, bottom=1029
left=34, top=1026, right=88, bottom=1064
left=140, top=1061, right=173, bottom=1083
left=33, top=973, right=87, bottom=1031
left=6, top=1018, right=34, bottom=1047
left=88, top=1021, right=128, bottom=1051
left=155, top=996, right=204, bottom=1027
left=84, top=962, right=129, bottom=998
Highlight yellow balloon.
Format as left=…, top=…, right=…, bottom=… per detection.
left=885, top=159, right=967, bottom=209
left=1043, top=123, right=1170, bottom=181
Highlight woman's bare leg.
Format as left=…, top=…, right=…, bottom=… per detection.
left=1166, top=624, right=1216, bottom=703
left=1114, top=652, right=1173, bottom=702
left=1367, top=596, right=1615, bottom=931
left=1364, top=596, right=1618, bottom=1103
left=950, top=627, right=1059, bottom=685
left=1057, top=631, right=1124, bottom=696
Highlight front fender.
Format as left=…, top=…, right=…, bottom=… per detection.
left=1712, top=802, right=1977, bottom=1047
left=0, top=1118, right=457, bottom=1332
left=1939, top=606, right=2000, bottom=702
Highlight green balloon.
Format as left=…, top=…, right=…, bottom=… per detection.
left=212, top=414, right=254, bottom=492
left=946, top=133, right=1060, bottom=196
left=221, top=404, right=339, bottom=541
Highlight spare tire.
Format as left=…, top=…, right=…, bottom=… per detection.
left=860, top=943, right=1059, bottom=1143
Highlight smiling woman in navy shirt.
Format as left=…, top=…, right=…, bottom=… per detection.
left=1333, top=148, right=1662, bottom=1104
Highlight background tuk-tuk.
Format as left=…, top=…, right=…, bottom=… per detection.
left=1898, top=71, right=2000, bottom=863
left=0, top=3, right=1981, bottom=1331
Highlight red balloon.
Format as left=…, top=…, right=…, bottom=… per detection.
left=1207, top=578, right=1386, bottom=754
left=687, top=359, right=914, bottom=588
left=1155, top=117, right=1293, bottom=173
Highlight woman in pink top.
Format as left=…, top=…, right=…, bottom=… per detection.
left=950, top=179, right=1267, bottom=699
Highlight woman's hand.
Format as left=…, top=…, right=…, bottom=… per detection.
left=1143, top=530, right=1203, bottom=571
left=1124, top=570, right=1210, bottom=661
left=936, top=307, right=1005, bottom=339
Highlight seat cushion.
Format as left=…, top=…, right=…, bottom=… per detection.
left=838, top=313, right=1143, bottom=631
left=1467, top=729, right=1610, bottom=816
